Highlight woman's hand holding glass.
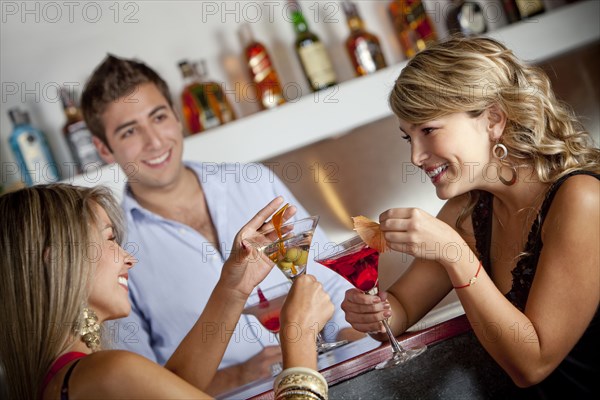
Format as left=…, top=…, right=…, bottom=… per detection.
left=341, top=289, right=395, bottom=335
left=279, top=274, right=334, bottom=370
left=218, top=197, right=297, bottom=301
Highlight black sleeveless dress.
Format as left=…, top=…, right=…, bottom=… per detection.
left=471, top=171, right=599, bottom=399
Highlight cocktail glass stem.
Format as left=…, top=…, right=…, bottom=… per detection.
left=375, top=317, right=427, bottom=369
left=315, top=332, right=347, bottom=353
left=382, top=319, right=403, bottom=353
left=364, top=286, right=426, bottom=368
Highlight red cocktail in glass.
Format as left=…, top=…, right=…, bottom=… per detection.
left=243, top=281, right=291, bottom=339
left=315, top=235, right=426, bottom=369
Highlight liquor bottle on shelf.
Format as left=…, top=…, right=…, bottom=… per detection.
left=287, top=0, right=337, bottom=92
left=446, top=0, right=487, bottom=36
left=178, top=60, right=235, bottom=135
left=502, top=0, right=545, bottom=23
left=341, top=0, right=387, bottom=76
left=239, top=23, right=286, bottom=110
left=8, top=107, right=60, bottom=186
left=60, top=87, right=105, bottom=173
left=388, top=0, right=438, bottom=59
left=196, top=61, right=236, bottom=125
left=179, top=60, right=216, bottom=134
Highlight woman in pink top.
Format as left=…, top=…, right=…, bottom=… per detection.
left=0, top=184, right=332, bottom=399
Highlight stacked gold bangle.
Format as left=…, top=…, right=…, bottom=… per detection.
left=274, top=367, right=328, bottom=400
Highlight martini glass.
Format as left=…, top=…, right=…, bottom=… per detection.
left=243, top=281, right=291, bottom=376
left=243, top=281, right=292, bottom=342
left=314, top=235, right=426, bottom=369
left=248, top=216, right=348, bottom=353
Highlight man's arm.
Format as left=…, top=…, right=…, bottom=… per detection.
left=204, top=346, right=282, bottom=395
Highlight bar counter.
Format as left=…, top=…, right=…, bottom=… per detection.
left=219, top=314, right=521, bottom=399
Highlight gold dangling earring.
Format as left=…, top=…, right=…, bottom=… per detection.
left=492, top=143, right=517, bottom=186
left=77, top=307, right=101, bottom=351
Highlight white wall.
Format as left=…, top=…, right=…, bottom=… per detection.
left=1, top=0, right=530, bottom=186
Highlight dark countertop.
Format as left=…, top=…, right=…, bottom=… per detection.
left=328, top=331, right=521, bottom=400
left=220, top=315, right=524, bottom=400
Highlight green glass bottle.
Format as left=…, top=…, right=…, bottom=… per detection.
left=288, top=0, right=337, bottom=92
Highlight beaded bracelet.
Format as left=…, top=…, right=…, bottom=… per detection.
left=454, top=261, right=482, bottom=289
left=274, top=367, right=328, bottom=400
left=275, top=388, right=323, bottom=400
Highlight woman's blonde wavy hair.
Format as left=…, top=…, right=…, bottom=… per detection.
left=389, top=36, right=600, bottom=230
left=0, top=184, right=125, bottom=399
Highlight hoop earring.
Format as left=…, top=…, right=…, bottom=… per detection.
left=78, top=307, right=101, bottom=351
left=492, top=143, right=508, bottom=160
left=492, top=143, right=517, bottom=186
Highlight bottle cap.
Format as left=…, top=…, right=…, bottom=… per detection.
left=178, top=60, right=194, bottom=78
left=60, top=87, right=78, bottom=109
left=342, top=0, right=358, bottom=17
left=288, top=0, right=301, bottom=11
left=8, top=108, right=30, bottom=126
left=59, top=86, right=77, bottom=110
left=194, top=60, right=208, bottom=79
left=239, top=23, right=254, bottom=47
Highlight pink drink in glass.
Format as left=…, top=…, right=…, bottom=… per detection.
left=316, top=235, right=426, bottom=369
left=318, top=246, right=380, bottom=294
left=243, top=293, right=287, bottom=334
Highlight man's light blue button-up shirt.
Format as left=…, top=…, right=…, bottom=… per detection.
left=109, top=162, right=353, bottom=369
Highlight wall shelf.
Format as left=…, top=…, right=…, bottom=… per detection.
left=68, top=0, right=599, bottom=195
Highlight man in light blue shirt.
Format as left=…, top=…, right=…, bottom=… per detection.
left=115, top=161, right=354, bottom=364
left=82, top=55, right=363, bottom=395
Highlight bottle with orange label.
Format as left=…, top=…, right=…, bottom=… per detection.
left=239, top=24, right=286, bottom=110
left=388, top=0, right=437, bottom=59
left=179, top=60, right=219, bottom=135
left=342, top=0, right=387, bottom=76
left=178, top=60, right=236, bottom=135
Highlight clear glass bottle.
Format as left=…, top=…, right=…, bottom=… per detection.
left=446, top=0, right=487, bottom=36
left=60, top=87, right=105, bottom=172
left=239, top=24, right=286, bottom=110
left=288, top=0, right=337, bottom=92
left=342, top=0, right=387, bottom=76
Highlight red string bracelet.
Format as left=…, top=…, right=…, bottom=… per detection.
left=454, top=261, right=482, bottom=289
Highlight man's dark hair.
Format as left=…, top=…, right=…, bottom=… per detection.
left=81, top=54, right=173, bottom=145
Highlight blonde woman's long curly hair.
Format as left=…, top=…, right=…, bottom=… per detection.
left=389, top=36, right=600, bottom=230
left=0, top=184, right=125, bottom=399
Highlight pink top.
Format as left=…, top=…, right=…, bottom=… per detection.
left=42, top=352, right=87, bottom=394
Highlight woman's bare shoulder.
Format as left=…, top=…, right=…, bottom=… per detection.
left=553, top=174, right=599, bottom=203
left=56, top=350, right=205, bottom=399
left=42, top=351, right=142, bottom=399
left=544, top=174, right=599, bottom=230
